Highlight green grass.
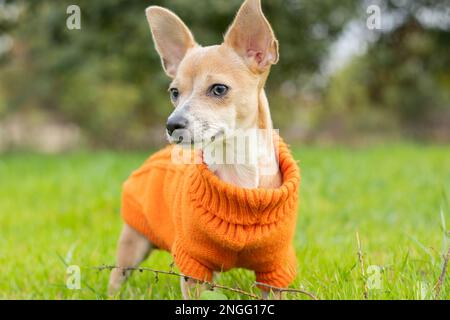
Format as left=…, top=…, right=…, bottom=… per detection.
left=0, top=144, right=449, bottom=299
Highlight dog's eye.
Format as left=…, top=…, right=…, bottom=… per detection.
left=210, top=84, right=229, bottom=97
left=169, top=88, right=179, bottom=101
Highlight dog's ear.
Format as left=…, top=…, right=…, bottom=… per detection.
left=224, top=0, right=278, bottom=74
left=145, top=6, right=197, bottom=78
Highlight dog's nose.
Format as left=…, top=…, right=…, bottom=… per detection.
left=166, top=115, right=188, bottom=136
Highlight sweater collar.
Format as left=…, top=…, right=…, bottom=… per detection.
left=187, top=136, right=300, bottom=225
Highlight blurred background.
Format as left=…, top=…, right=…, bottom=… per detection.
left=0, top=0, right=449, bottom=152
left=1, top=0, right=450, bottom=300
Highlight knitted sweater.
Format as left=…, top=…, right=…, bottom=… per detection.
left=121, top=137, right=300, bottom=289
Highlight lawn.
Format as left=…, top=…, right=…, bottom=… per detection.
left=0, top=144, right=449, bottom=299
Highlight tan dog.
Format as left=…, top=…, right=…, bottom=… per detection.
left=109, top=0, right=287, bottom=299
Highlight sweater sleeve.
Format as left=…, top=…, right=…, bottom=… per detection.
left=255, top=246, right=297, bottom=290
left=121, top=180, right=153, bottom=240
left=172, top=238, right=213, bottom=282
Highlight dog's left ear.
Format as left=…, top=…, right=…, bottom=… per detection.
left=224, top=0, right=278, bottom=74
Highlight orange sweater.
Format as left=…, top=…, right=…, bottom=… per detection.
left=121, top=137, right=300, bottom=289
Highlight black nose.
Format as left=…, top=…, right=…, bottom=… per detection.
left=166, top=115, right=188, bottom=136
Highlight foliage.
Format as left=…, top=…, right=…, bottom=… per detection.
left=324, top=15, right=450, bottom=140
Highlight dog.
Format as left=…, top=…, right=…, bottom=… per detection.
left=108, top=0, right=300, bottom=299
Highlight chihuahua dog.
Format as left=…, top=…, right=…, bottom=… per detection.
left=109, top=0, right=299, bottom=299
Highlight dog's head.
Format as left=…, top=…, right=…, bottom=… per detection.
left=145, top=0, right=278, bottom=145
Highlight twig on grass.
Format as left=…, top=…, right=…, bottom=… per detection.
left=95, top=265, right=319, bottom=300
left=356, top=231, right=368, bottom=299
left=98, top=265, right=258, bottom=299
left=434, top=247, right=450, bottom=299
left=254, top=282, right=318, bottom=300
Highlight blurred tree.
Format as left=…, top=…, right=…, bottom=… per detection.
left=323, top=0, right=450, bottom=141
left=0, top=0, right=358, bottom=148
left=0, top=0, right=21, bottom=117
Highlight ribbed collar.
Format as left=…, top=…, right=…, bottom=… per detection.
left=187, top=136, right=300, bottom=226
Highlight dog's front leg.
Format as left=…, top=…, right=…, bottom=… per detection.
left=108, top=224, right=153, bottom=296
left=180, top=277, right=207, bottom=300
left=261, top=289, right=283, bottom=300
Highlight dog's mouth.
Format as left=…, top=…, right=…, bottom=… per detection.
left=169, top=134, right=189, bottom=145
left=167, top=132, right=203, bottom=147
left=205, top=129, right=225, bottom=145
left=167, top=128, right=225, bottom=148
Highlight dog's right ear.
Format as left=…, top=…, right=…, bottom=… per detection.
left=145, top=6, right=197, bottom=78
